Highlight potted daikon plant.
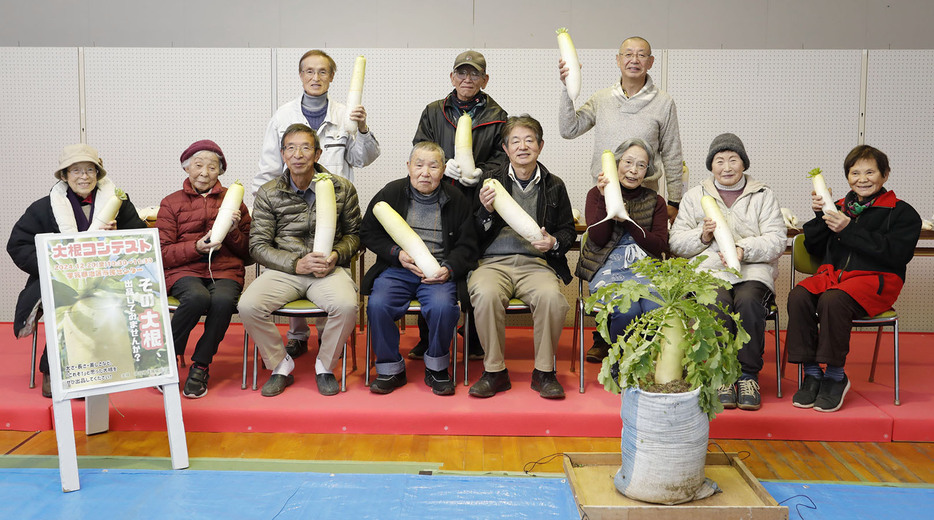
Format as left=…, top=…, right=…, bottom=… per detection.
left=585, top=255, right=748, bottom=505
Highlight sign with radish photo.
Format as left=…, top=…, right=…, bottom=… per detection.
left=35, top=228, right=177, bottom=399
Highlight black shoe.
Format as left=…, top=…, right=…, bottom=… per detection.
left=182, top=364, right=209, bottom=399
left=41, top=372, right=52, bottom=398
left=468, top=369, right=511, bottom=398
left=407, top=340, right=428, bottom=360
left=792, top=375, right=823, bottom=409
left=261, top=374, right=294, bottom=397
left=425, top=368, right=455, bottom=396
left=736, top=378, right=761, bottom=411
left=531, top=369, right=565, bottom=399
left=814, top=375, right=850, bottom=413
left=586, top=338, right=610, bottom=363
left=370, top=371, right=407, bottom=394
left=316, top=373, right=340, bottom=396
left=718, top=383, right=737, bottom=409
left=285, top=338, right=308, bottom=358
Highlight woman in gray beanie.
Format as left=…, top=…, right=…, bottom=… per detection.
left=669, top=133, right=786, bottom=411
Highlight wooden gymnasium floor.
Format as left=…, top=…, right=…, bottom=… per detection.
left=3, top=430, right=933, bottom=484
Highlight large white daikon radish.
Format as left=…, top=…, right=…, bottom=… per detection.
left=313, top=174, right=337, bottom=254
left=556, top=27, right=581, bottom=101
left=373, top=201, right=442, bottom=278
left=586, top=150, right=645, bottom=236
left=808, top=167, right=837, bottom=214
left=701, top=195, right=741, bottom=271
left=483, top=178, right=544, bottom=243
left=88, top=188, right=126, bottom=231
left=342, top=56, right=366, bottom=136
left=209, top=181, right=244, bottom=249
left=454, top=113, right=477, bottom=182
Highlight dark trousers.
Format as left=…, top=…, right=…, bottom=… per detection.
left=713, top=281, right=774, bottom=378
left=785, top=286, right=866, bottom=367
left=170, top=277, right=242, bottom=367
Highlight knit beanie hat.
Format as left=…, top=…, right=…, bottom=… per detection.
left=706, top=133, right=749, bottom=171
left=180, top=139, right=227, bottom=172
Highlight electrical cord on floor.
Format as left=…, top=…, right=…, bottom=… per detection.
left=707, top=441, right=751, bottom=461
left=522, top=452, right=571, bottom=474
left=777, top=494, right=817, bottom=520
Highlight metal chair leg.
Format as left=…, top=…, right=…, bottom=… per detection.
left=463, top=312, right=470, bottom=386
left=578, top=298, right=586, bottom=394
left=774, top=311, right=782, bottom=398
left=252, top=339, right=259, bottom=391
left=451, top=322, right=458, bottom=386
left=241, top=330, right=249, bottom=390
left=29, top=328, right=38, bottom=389
left=341, top=342, right=347, bottom=393
left=869, top=326, right=883, bottom=382
left=365, top=326, right=372, bottom=387
left=894, top=320, right=900, bottom=406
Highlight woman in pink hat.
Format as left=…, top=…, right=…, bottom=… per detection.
left=7, top=143, right=147, bottom=398
left=156, top=140, right=251, bottom=398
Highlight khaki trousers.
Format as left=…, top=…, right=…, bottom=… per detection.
left=468, top=255, right=569, bottom=372
left=238, top=268, right=357, bottom=371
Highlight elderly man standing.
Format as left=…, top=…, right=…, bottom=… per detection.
left=360, top=142, right=477, bottom=395
left=239, top=124, right=360, bottom=397
left=558, top=35, right=684, bottom=363
left=467, top=115, right=576, bottom=400
left=254, top=49, right=380, bottom=361
left=157, top=140, right=252, bottom=398
left=410, top=49, right=508, bottom=360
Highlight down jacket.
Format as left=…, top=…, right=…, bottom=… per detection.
left=669, top=175, right=786, bottom=290
left=250, top=167, right=361, bottom=273
left=7, top=178, right=146, bottom=338
left=156, top=178, right=252, bottom=290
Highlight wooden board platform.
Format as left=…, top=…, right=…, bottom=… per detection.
left=563, top=452, right=788, bottom=520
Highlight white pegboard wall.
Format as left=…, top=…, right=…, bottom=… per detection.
left=83, top=48, right=272, bottom=212
left=667, top=49, right=864, bottom=223
left=0, top=48, right=81, bottom=326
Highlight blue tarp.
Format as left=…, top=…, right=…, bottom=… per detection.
left=762, top=481, right=934, bottom=520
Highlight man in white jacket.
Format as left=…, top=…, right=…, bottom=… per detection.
left=253, top=49, right=380, bottom=360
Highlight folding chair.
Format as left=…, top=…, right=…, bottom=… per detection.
left=364, top=300, right=458, bottom=387
left=784, top=233, right=902, bottom=405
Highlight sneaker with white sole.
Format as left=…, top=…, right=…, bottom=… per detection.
left=814, top=375, right=850, bottom=412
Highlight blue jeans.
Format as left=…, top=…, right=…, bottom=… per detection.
left=608, top=298, right=662, bottom=343
left=367, top=267, right=458, bottom=375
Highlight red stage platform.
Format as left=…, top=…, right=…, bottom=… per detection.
left=2, top=323, right=932, bottom=442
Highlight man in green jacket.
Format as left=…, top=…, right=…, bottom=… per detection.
left=239, top=123, right=361, bottom=397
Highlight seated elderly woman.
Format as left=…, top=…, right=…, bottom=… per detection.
left=787, top=145, right=920, bottom=413
left=669, top=133, right=785, bottom=411
left=156, top=140, right=251, bottom=399
left=577, top=138, right=669, bottom=361
left=6, top=144, right=147, bottom=398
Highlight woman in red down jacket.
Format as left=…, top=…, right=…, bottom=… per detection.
left=157, top=140, right=251, bottom=399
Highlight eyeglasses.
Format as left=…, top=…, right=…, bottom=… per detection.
left=619, top=52, right=651, bottom=61
left=453, top=69, right=484, bottom=80
left=301, top=69, right=330, bottom=79
left=283, top=144, right=315, bottom=156
left=67, top=166, right=98, bottom=177
left=620, top=159, right=648, bottom=173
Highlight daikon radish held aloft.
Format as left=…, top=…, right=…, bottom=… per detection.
left=313, top=173, right=337, bottom=254
left=373, top=201, right=442, bottom=278
left=700, top=195, right=741, bottom=271
left=807, top=167, right=837, bottom=214
left=88, top=188, right=126, bottom=231
left=585, top=150, right=645, bottom=236
left=556, top=27, right=581, bottom=101
left=209, top=180, right=244, bottom=249
left=483, top=178, right=544, bottom=243
left=454, top=113, right=477, bottom=182
left=342, top=56, right=366, bottom=136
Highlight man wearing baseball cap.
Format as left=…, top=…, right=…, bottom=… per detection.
left=410, top=50, right=509, bottom=359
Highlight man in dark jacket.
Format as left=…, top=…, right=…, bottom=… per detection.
left=411, top=49, right=508, bottom=359
left=360, top=142, right=478, bottom=395
left=467, top=115, right=576, bottom=399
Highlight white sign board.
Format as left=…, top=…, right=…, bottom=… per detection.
left=35, top=228, right=188, bottom=491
